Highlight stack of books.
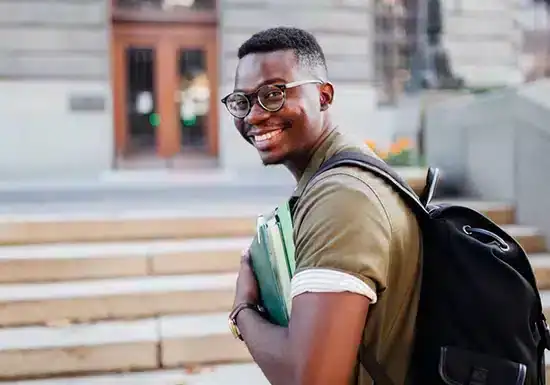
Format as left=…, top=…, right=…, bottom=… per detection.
left=249, top=201, right=296, bottom=327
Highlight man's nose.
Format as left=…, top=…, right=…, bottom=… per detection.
left=244, top=102, right=270, bottom=126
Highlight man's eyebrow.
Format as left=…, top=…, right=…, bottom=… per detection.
left=234, top=78, right=288, bottom=93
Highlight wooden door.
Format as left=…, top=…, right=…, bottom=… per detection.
left=160, top=26, right=219, bottom=158
left=112, top=23, right=218, bottom=165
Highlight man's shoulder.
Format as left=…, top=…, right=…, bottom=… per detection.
left=296, top=165, right=381, bottom=213
left=299, top=162, right=409, bottom=211
left=291, top=156, right=421, bottom=300
left=295, top=162, right=419, bottom=239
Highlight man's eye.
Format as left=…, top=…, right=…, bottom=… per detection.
left=230, top=100, right=247, bottom=108
left=265, top=91, right=283, bottom=99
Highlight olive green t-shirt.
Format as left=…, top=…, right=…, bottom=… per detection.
left=291, top=129, right=422, bottom=385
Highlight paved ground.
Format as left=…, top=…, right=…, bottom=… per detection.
left=0, top=200, right=283, bottom=219
left=0, top=166, right=427, bottom=210
left=0, top=168, right=295, bottom=206
left=0, top=185, right=293, bottom=210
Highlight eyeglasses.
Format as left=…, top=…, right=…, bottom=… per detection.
left=221, top=79, right=323, bottom=119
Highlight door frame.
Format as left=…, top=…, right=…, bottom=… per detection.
left=111, top=23, right=219, bottom=160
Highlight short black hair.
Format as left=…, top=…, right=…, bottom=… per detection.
left=237, top=27, right=328, bottom=76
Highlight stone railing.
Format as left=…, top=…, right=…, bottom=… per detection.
left=424, top=79, right=550, bottom=245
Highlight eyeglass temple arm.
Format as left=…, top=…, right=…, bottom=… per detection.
left=285, top=79, right=324, bottom=88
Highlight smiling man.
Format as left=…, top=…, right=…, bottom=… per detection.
left=221, top=27, right=422, bottom=385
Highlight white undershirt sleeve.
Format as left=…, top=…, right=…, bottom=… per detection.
left=290, top=268, right=378, bottom=304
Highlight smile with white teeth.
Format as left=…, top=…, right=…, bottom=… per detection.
left=254, top=129, right=282, bottom=143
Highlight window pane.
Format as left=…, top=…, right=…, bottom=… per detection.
left=176, top=48, right=210, bottom=151
left=125, top=47, right=158, bottom=155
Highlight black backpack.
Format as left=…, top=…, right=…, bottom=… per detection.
left=312, top=151, right=550, bottom=385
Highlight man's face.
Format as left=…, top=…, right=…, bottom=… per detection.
left=232, top=50, right=326, bottom=165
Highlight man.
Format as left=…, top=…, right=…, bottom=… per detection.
left=221, top=27, right=422, bottom=385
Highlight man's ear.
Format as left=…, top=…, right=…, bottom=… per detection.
left=320, top=82, right=334, bottom=111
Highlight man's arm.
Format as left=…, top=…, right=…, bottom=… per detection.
left=235, top=172, right=392, bottom=385
left=237, top=290, right=370, bottom=385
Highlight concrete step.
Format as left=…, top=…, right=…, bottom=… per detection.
left=0, top=223, right=537, bottom=285
left=0, top=273, right=237, bottom=327
left=0, top=213, right=541, bottom=286
left=1, top=302, right=549, bottom=381
left=542, top=293, right=550, bottom=323
left=0, top=208, right=260, bottom=245
left=0, top=313, right=249, bottom=380
left=432, top=200, right=516, bottom=225
left=3, top=364, right=269, bottom=385
left=0, top=317, right=158, bottom=380
left=0, top=200, right=517, bottom=246
left=1, top=250, right=549, bottom=327
left=533, top=254, right=550, bottom=290
left=2, top=361, right=549, bottom=385
left=501, top=225, right=547, bottom=254
left=0, top=237, right=249, bottom=283
left=160, top=313, right=251, bottom=368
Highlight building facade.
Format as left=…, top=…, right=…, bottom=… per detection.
left=0, top=0, right=522, bottom=180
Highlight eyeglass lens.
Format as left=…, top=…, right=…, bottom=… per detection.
left=225, top=85, right=285, bottom=118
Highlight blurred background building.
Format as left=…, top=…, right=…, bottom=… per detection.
left=1, top=2, right=550, bottom=383
left=0, top=0, right=548, bottom=180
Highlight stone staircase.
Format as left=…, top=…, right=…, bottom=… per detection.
left=0, top=173, right=548, bottom=384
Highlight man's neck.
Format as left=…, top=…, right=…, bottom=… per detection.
left=284, top=124, right=337, bottom=181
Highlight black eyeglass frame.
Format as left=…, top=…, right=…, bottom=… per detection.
left=220, top=79, right=323, bottom=119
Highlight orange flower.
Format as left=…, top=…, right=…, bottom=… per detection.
left=389, top=142, right=403, bottom=155
left=377, top=150, right=389, bottom=159
left=364, top=140, right=377, bottom=150
left=387, top=137, right=413, bottom=155
left=395, top=137, right=412, bottom=149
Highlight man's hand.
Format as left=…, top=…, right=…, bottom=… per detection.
left=233, top=250, right=260, bottom=307
left=230, top=252, right=372, bottom=385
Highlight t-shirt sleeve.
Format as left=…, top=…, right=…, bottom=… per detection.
left=291, top=171, right=393, bottom=304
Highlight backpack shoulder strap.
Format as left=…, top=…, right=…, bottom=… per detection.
left=311, top=151, right=435, bottom=219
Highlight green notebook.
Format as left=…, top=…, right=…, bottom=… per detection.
left=249, top=200, right=296, bottom=327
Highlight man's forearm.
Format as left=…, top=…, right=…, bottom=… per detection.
left=237, top=309, right=294, bottom=385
